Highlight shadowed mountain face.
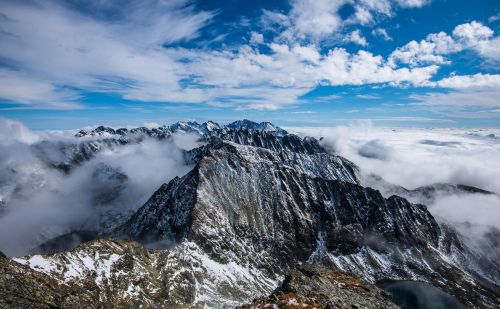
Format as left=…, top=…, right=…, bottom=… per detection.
left=113, top=139, right=499, bottom=307
left=117, top=141, right=438, bottom=262
left=2, top=120, right=500, bottom=308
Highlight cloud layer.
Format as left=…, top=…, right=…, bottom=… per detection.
left=0, top=0, right=498, bottom=113
left=290, top=124, right=500, bottom=261
left=0, top=118, right=195, bottom=256
left=291, top=124, right=500, bottom=192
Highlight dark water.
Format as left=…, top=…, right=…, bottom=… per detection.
left=378, top=280, right=466, bottom=309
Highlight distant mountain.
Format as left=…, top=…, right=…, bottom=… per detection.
left=364, top=174, right=495, bottom=205
left=2, top=120, right=500, bottom=308
left=74, top=119, right=285, bottom=139
left=33, top=120, right=291, bottom=172
left=226, top=119, right=287, bottom=136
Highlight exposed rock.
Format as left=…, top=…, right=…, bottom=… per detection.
left=0, top=249, right=96, bottom=308
left=226, top=119, right=287, bottom=136
left=12, top=239, right=278, bottom=308
left=33, top=120, right=295, bottom=173
left=239, top=265, right=399, bottom=309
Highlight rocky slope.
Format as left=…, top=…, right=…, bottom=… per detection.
left=2, top=120, right=500, bottom=308
left=0, top=250, right=96, bottom=308
left=239, top=265, right=399, bottom=309
left=10, top=239, right=278, bottom=308
left=5, top=242, right=401, bottom=308
left=114, top=139, right=499, bottom=307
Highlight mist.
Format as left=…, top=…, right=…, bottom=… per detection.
left=0, top=117, right=197, bottom=256
left=289, top=123, right=500, bottom=259
left=290, top=124, right=500, bottom=194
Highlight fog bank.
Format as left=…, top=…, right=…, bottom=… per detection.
left=0, top=117, right=196, bottom=256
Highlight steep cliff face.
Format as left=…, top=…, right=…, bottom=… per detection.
left=115, top=140, right=499, bottom=307
left=119, top=141, right=437, bottom=260
left=4, top=120, right=500, bottom=308
left=118, top=141, right=361, bottom=244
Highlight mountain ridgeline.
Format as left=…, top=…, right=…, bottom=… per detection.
left=2, top=120, right=500, bottom=308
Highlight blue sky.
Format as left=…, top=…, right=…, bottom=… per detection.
left=0, top=0, right=499, bottom=129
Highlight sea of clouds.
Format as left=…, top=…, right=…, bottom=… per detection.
left=289, top=123, right=500, bottom=258
left=0, top=117, right=197, bottom=256
left=1, top=117, right=499, bottom=258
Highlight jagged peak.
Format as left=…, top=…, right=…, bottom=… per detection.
left=226, top=119, right=287, bottom=135
left=75, top=119, right=287, bottom=138
left=75, top=125, right=117, bottom=137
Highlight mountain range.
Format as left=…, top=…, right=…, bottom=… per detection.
left=1, top=120, right=499, bottom=308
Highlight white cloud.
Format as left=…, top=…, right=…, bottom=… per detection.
left=0, top=0, right=214, bottom=105
left=408, top=87, right=500, bottom=119
left=389, top=32, right=458, bottom=66
left=349, top=0, right=392, bottom=25
left=250, top=31, right=264, bottom=45
left=268, top=0, right=430, bottom=42
left=289, top=125, right=500, bottom=194
left=348, top=0, right=431, bottom=25
left=0, top=117, right=194, bottom=256
left=452, top=21, right=493, bottom=45
left=291, top=44, right=322, bottom=63
left=372, top=28, right=392, bottom=41
left=475, top=37, right=500, bottom=61
left=0, top=116, right=39, bottom=144
left=409, top=90, right=500, bottom=109
left=452, top=21, right=500, bottom=61
left=357, top=0, right=392, bottom=16
left=431, top=194, right=500, bottom=229
left=356, top=94, right=380, bottom=99
left=389, top=21, right=499, bottom=67
left=352, top=5, right=374, bottom=25
left=0, top=0, right=489, bottom=112
left=395, top=0, right=431, bottom=8
left=489, top=13, right=500, bottom=23
left=0, top=69, right=83, bottom=109
left=345, top=30, right=368, bottom=46
left=174, top=42, right=440, bottom=109
left=280, top=0, right=347, bottom=41
left=436, top=73, right=500, bottom=89
left=318, top=49, right=438, bottom=86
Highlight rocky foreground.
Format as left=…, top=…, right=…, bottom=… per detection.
left=239, top=266, right=399, bottom=309
left=1, top=246, right=399, bottom=308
